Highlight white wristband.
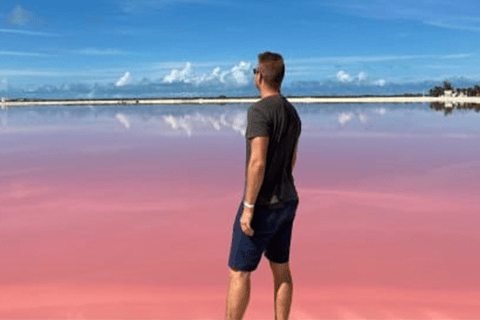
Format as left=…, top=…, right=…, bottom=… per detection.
left=243, top=201, right=255, bottom=208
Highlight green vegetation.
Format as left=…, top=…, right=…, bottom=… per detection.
left=429, top=81, right=480, bottom=97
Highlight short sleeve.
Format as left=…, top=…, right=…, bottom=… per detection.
left=246, top=104, right=271, bottom=139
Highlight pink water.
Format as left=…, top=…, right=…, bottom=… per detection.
left=1, top=105, right=479, bottom=319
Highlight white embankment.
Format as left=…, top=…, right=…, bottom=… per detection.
left=1, top=96, right=480, bottom=107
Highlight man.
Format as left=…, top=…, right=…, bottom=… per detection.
left=226, top=52, right=301, bottom=320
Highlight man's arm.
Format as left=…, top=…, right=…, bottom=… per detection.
left=292, top=141, right=298, bottom=172
left=240, top=135, right=269, bottom=236
left=244, top=135, right=269, bottom=205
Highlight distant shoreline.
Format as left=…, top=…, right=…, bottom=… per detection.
left=2, top=95, right=480, bottom=108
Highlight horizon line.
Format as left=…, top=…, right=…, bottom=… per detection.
left=3, top=95, right=480, bottom=108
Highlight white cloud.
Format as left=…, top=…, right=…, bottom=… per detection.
left=163, top=62, right=194, bottom=84
left=289, top=53, right=470, bottom=65
left=115, top=72, right=133, bottom=86
left=0, top=51, right=53, bottom=57
left=151, top=60, right=233, bottom=72
left=323, top=1, right=478, bottom=23
left=442, top=53, right=472, bottom=59
left=0, top=68, right=122, bottom=78
left=1, top=79, right=8, bottom=91
left=335, top=70, right=389, bottom=86
left=426, top=20, right=480, bottom=33
left=73, top=48, right=130, bottom=56
left=119, top=0, right=230, bottom=13
left=324, top=1, right=480, bottom=33
left=162, top=61, right=252, bottom=86
left=0, top=70, right=60, bottom=77
left=221, top=61, right=251, bottom=85
left=7, top=5, right=31, bottom=26
left=357, top=72, right=367, bottom=81
left=337, top=70, right=353, bottom=82
left=0, top=28, right=59, bottom=37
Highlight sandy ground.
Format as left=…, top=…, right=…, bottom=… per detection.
left=3, top=95, right=480, bottom=108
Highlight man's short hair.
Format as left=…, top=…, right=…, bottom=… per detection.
left=258, top=52, right=285, bottom=90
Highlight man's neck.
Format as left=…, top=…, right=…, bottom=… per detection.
left=260, top=90, right=281, bottom=100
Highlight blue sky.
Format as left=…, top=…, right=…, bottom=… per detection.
left=1, top=0, right=479, bottom=92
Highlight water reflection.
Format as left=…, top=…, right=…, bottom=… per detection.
left=430, top=102, right=480, bottom=115
left=2, top=102, right=480, bottom=319
left=1, top=103, right=479, bottom=138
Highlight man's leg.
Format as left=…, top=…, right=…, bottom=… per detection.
left=269, top=261, right=293, bottom=320
left=227, top=202, right=266, bottom=319
left=226, top=269, right=251, bottom=320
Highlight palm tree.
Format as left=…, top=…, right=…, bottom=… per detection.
left=474, top=85, right=480, bottom=96
left=429, top=86, right=444, bottom=97
left=443, top=81, right=453, bottom=91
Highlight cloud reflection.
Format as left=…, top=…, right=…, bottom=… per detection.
left=115, top=113, right=131, bottom=129
left=0, top=103, right=478, bottom=139
left=162, top=112, right=246, bottom=136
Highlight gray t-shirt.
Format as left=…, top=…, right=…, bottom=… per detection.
left=245, top=95, right=301, bottom=209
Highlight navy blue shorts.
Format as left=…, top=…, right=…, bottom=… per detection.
left=228, top=199, right=299, bottom=272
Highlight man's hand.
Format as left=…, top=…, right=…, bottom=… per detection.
left=240, top=207, right=254, bottom=236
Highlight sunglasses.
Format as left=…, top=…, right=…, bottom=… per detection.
left=253, top=68, right=259, bottom=75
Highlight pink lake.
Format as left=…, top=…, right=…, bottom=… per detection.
left=1, top=104, right=479, bottom=319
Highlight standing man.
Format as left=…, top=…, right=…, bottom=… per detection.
left=226, top=52, right=301, bottom=320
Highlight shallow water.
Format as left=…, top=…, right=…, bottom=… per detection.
left=1, top=103, right=479, bottom=319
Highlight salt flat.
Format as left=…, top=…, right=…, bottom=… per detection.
left=2, top=95, right=480, bottom=108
